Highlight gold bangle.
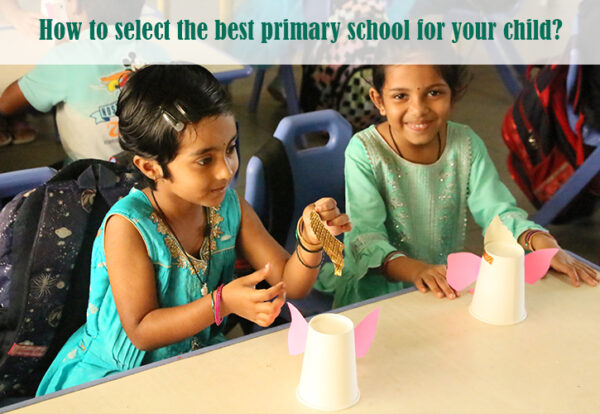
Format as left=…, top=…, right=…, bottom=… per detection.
left=296, top=217, right=322, bottom=251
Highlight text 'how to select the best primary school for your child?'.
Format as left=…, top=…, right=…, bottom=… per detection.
left=39, top=18, right=564, bottom=44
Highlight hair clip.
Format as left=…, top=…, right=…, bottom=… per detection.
left=161, top=101, right=191, bottom=133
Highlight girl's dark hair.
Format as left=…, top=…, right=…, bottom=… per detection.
left=371, top=65, right=472, bottom=102
left=116, top=65, right=232, bottom=187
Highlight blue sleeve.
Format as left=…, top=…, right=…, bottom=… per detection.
left=466, top=128, right=546, bottom=240
left=17, top=65, right=70, bottom=112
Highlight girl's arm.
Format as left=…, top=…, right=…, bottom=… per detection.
left=236, top=197, right=350, bottom=299
left=106, top=214, right=288, bottom=349
left=105, top=214, right=217, bottom=351
left=467, top=129, right=599, bottom=287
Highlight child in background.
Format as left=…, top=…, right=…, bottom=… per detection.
left=316, top=65, right=598, bottom=308
left=37, top=65, right=351, bottom=395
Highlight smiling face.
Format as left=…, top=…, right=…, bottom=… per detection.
left=370, top=65, right=453, bottom=150
left=157, top=114, right=238, bottom=208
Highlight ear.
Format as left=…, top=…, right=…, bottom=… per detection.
left=369, top=87, right=386, bottom=117
left=133, top=155, right=164, bottom=182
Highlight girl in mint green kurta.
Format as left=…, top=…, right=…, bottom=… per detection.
left=317, top=65, right=598, bottom=308
left=317, top=122, right=544, bottom=307
left=37, top=188, right=240, bottom=395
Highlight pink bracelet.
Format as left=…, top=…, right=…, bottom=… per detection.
left=214, top=284, right=224, bottom=326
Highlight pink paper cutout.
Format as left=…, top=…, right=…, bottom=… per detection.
left=354, top=307, right=380, bottom=358
left=524, top=248, right=559, bottom=284
left=446, top=252, right=481, bottom=291
left=287, top=302, right=308, bottom=355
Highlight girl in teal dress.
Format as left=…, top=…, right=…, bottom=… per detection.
left=317, top=65, right=598, bottom=308
left=37, top=65, right=352, bottom=395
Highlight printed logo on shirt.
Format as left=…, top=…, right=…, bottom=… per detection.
left=100, top=70, right=132, bottom=92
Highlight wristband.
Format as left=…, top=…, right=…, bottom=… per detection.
left=382, top=251, right=404, bottom=275
left=296, top=217, right=323, bottom=252
left=295, top=245, right=324, bottom=269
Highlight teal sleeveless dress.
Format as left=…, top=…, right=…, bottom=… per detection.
left=37, top=187, right=240, bottom=395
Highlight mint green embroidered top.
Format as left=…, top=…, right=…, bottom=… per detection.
left=316, top=122, right=545, bottom=308
left=37, top=188, right=240, bottom=396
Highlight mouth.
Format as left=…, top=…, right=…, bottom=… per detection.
left=404, top=121, right=432, bottom=132
left=210, top=186, right=227, bottom=194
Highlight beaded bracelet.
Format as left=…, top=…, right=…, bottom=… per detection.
left=296, top=217, right=323, bottom=253
left=295, top=245, right=323, bottom=269
left=214, top=284, right=224, bottom=326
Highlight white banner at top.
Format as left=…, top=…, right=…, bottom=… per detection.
left=0, top=0, right=595, bottom=64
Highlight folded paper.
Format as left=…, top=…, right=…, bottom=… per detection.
left=446, top=216, right=558, bottom=325
left=287, top=302, right=379, bottom=357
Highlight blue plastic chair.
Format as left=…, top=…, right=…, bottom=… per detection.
left=0, top=167, right=56, bottom=210
left=247, top=65, right=300, bottom=115
left=245, top=109, right=352, bottom=252
left=532, top=65, right=600, bottom=226
left=214, top=65, right=253, bottom=85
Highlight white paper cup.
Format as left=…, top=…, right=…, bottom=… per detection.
left=469, top=241, right=527, bottom=325
left=297, top=313, right=360, bottom=411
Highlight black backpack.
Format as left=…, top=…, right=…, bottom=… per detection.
left=0, top=159, right=141, bottom=400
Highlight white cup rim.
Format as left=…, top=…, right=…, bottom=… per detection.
left=485, top=241, right=524, bottom=258
left=308, top=313, right=354, bottom=336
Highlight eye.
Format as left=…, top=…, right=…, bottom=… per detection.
left=393, top=93, right=408, bottom=100
left=226, top=141, right=237, bottom=155
left=428, top=89, right=446, bottom=97
left=196, top=157, right=212, bottom=166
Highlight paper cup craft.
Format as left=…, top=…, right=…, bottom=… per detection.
left=287, top=303, right=379, bottom=411
left=446, top=216, right=558, bottom=325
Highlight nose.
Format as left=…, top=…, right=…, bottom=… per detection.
left=215, top=154, right=236, bottom=182
left=408, top=95, right=428, bottom=116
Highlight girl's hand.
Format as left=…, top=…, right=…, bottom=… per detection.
left=221, top=264, right=286, bottom=327
left=550, top=249, right=599, bottom=287
left=529, top=232, right=599, bottom=287
left=413, top=264, right=459, bottom=299
left=301, top=197, right=352, bottom=244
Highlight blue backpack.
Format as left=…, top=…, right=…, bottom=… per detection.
left=0, top=159, right=141, bottom=401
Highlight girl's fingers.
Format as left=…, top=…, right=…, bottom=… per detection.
left=414, top=278, right=428, bottom=293
left=580, top=263, right=600, bottom=281
left=435, top=275, right=456, bottom=299
left=424, top=276, right=444, bottom=298
left=252, top=281, right=285, bottom=302
left=314, top=198, right=337, bottom=213
left=566, top=268, right=581, bottom=287
left=576, top=264, right=599, bottom=286
left=323, top=214, right=350, bottom=227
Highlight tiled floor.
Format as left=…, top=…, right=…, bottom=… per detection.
left=0, top=65, right=597, bottom=264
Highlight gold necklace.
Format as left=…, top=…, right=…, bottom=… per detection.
left=388, top=124, right=442, bottom=161
left=150, top=190, right=211, bottom=296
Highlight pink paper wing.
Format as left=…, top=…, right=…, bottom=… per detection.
left=524, top=248, right=559, bottom=284
left=354, top=307, right=380, bottom=358
left=446, top=252, right=481, bottom=291
left=287, top=302, right=308, bottom=355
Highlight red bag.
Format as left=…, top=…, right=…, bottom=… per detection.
left=502, top=65, right=586, bottom=208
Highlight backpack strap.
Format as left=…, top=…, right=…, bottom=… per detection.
left=254, top=138, right=294, bottom=246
